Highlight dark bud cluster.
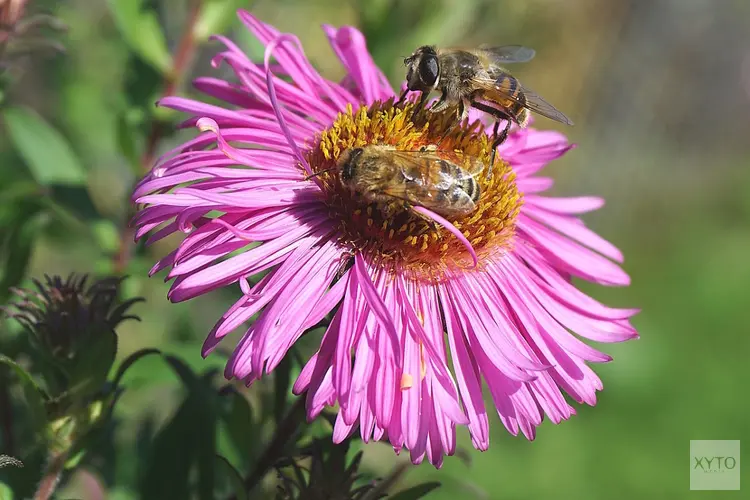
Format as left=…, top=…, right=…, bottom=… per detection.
left=3, top=274, right=142, bottom=402
left=5, top=274, right=140, bottom=361
left=274, top=439, right=385, bottom=500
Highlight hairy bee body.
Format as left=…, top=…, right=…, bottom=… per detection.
left=403, top=45, right=571, bottom=125
left=337, top=145, right=483, bottom=218
left=402, top=44, right=571, bottom=176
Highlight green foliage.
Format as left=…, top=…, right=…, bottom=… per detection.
left=215, top=455, right=249, bottom=500
left=195, top=0, right=249, bottom=42
left=137, top=357, right=217, bottom=500
left=0, top=204, right=44, bottom=302
left=219, top=387, right=258, bottom=470
left=0, top=482, right=14, bottom=500
left=387, top=483, right=442, bottom=500
left=0, top=1, right=747, bottom=500
left=0, top=355, right=49, bottom=436
left=107, top=0, right=172, bottom=73
left=2, top=106, right=87, bottom=186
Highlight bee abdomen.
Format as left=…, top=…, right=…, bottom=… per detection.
left=494, top=73, right=526, bottom=119
left=437, top=158, right=455, bottom=178
left=442, top=161, right=481, bottom=207
left=460, top=177, right=481, bottom=203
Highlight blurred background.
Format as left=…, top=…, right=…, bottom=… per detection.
left=1, top=0, right=749, bottom=498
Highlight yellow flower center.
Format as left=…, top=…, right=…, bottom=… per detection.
left=305, top=98, right=522, bottom=282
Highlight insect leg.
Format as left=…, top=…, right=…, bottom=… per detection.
left=485, top=120, right=512, bottom=179
left=395, top=87, right=409, bottom=106
left=470, top=101, right=512, bottom=179
left=429, top=96, right=451, bottom=113
left=411, top=91, right=431, bottom=121
left=435, top=99, right=464, bottom=147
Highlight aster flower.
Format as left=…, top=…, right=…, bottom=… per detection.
left=132, top=11, right=638, bottom=467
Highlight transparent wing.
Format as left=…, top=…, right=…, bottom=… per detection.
left=389, top=150, right=486, bottom=182
left=477, top=45, right=536, bottom=64
left=472, top=74, right=574, bottom=125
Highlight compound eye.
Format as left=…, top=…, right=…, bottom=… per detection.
left=341, top=148, right=363, bottom=181
left=418, top=55, right=438, bottom=87
left=405, top=65, right=418, bottom=90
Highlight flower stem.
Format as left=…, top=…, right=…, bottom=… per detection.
left=228, top=397, right=306, bottom=500
left=141, top=0, right=202, bottom=174
left=112, top=0, right=203, bottom=274
left=33, top=451, right=68, bottom=500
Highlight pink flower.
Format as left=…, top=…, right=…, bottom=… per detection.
left=133, top=11, right=638, bottom=468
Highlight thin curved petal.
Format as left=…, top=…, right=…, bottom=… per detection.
left=132, top=11, right=638, bottom=469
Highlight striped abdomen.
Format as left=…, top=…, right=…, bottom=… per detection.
left=486, top=72, right=530, bottom=126
left=428, top=158, right=481, bottom=217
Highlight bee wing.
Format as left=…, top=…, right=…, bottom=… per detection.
left=472, top=74, right=574, bottom=126
left=388, top=150, right=486, bottom=183
left=477, top=45, right=536, bottom=64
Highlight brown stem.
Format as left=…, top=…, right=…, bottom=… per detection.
left=112, top=0, right=203, bottom=275
left=33, top=451, right=68, bottom=500
left=228, top=397, right=306, bottom=500
left=141, top=0, right=202, bottom=173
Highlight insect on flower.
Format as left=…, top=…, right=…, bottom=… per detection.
left=132, top=12, right=638, bottom=468
left=401, top=44, right=573, bottom=175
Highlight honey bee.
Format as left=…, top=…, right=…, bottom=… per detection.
left=400, top=45, right=573, bottom=175
left=337, top=145, right=485, bottom=219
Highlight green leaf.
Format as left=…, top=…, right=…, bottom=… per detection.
left=111, top=347, right=216, bottom=391
left=115, top=111, right=140, bottom=170
left=195, top=378, right=217, bottom=500
left=2, top=106, right=86, bottom=186
left=107, top=0, right=172, bottom=73
left=0, top=355, right=48, bottom=434
left=0, top=180, right=39, bottom=207
left=193, top=0, right=246, bottom=42
left=214, top=455, right=248, bottom=500
left=110, top=348, right=161, bottom=390
left=0, top=481, right=14, bottom=500
left=138, top=365, right=217, bottom=500
left=191, top=349, right=236, bottom=376
left=219, top=387, right=256, bottom=468
left=162, top=354, right=201, bottom=388
left=64, top=449, right=86, bottom=469
left=46, top=186, right=101, bottom=225
left=274, top=355, right=293, bottom=422
left=138, top=399, right=195, bottom=499
left=388, top=482, right=442, bottom=500
left=92, top=219, right=121, bottom=253
left=123, top=53, right=162, bottom=109
left=133, top=415, right=156, bottom=485
left=66, top=329, right=118, bottom=399
left=0, top=209, right=43, bottom=301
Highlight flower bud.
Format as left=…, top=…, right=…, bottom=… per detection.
left=4, top=274, right=142, bottom=398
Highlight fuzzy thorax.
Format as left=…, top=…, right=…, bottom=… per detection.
left=306, top=99, right=522, bottom=282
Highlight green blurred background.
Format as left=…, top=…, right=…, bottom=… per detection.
left=1, top=0, right=749, bottom=498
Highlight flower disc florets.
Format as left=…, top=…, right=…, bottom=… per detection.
left=307, top=99, right=521, bottom=282
left=132, top=11, right=640, bottom=469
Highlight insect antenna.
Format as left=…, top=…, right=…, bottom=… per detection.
left=303, top=167, right=337, bottom=181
